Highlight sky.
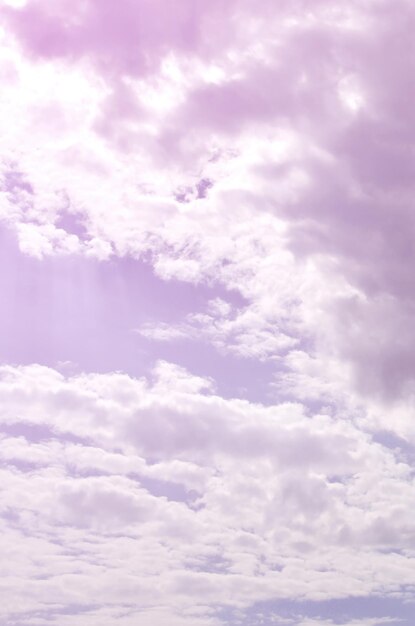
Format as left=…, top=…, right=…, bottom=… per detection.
left=0, top=1, right=415, bottom=625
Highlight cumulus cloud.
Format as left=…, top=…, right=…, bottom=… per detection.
left=1, top=0, right=413, bottom=413
left=0, top=363, right=415, bottom=624
left=1, top=0, right=415, bottom=624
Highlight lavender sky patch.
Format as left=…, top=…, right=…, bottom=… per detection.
left=0, top=1, right=415, bottom=625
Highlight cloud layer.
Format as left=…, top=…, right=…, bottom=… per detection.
left=1, top=0, right=415, bottom=624
left=1, top=363, right=415, bottom=626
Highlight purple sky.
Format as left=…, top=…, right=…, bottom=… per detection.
left=0, top=1, right=415, bottom=625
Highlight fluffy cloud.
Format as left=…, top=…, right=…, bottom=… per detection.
left=0, top=362, right=415, bottom=624
left=1, top=0, right=411, bottom=416
left=1, top=0, right=415, bottom=624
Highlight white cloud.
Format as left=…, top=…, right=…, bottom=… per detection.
left=1, top=0, right=415, bottom=623
left=0, top=362, right=414, bottom=624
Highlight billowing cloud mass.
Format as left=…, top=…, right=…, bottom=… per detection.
left=0, top=0, right=415, bottom=625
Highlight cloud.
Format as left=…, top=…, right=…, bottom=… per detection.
left=0, top=362, right=415, bottom=625
left=1, top=0, right=415, bottom=623
left=137, top=297, right=298, bottom=361
left=1, top=0, right=409, bottom=420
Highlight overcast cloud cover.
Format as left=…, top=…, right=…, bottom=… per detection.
left=0, top=1, right=415, bottom=625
